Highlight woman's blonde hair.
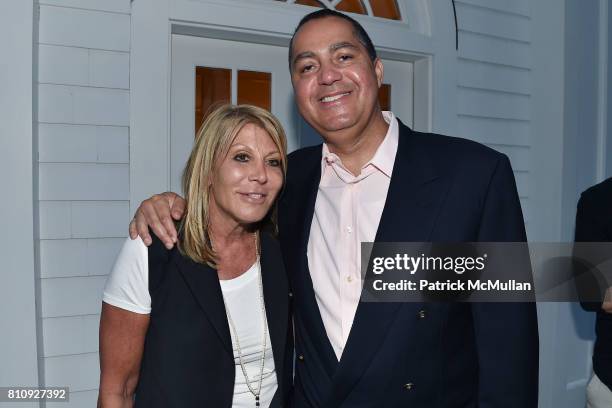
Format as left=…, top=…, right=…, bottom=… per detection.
left=179, top=104, right=288, bottom=267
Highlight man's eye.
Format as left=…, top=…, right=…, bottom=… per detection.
left=234, top=153, right=249, bottom=162
left=301, top=64, right=314, bottom=73
left=267, top=159, right=281, bottom=167
left=339, top=54, right=353, bottom=62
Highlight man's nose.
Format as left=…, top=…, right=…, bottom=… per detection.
left=318, top=61, right=341, bottom=85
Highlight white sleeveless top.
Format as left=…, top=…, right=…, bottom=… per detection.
left=220, top=260, right=277, bottom=407
left=103, top=237, right=277, bottom=407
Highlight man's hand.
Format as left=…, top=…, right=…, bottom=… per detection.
left=129, top=192, right=186, bottom=249
left=603, top=287, right=612, bottom=314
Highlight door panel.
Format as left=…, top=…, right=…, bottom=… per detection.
left=171, top=34, right=294, bottom=193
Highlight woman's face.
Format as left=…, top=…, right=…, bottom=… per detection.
left=209, top=123, right=284, bottom=229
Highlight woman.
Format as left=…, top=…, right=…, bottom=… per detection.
left=98, top=105, right=292, bottom=407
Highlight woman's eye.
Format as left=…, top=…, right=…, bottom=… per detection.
left=267, top=159, right=281, bottom=167
left=234, top=153, right=249, bottom=162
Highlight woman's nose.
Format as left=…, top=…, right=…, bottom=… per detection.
left=248, top=159, right=268, bottom=183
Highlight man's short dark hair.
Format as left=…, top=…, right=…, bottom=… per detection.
left=288, top=9, right=377, bottom=68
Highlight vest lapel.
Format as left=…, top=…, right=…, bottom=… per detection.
left=259, top=233, right=289, bottom=393
left=173, top=234, right=289, bottom=388
left=326, top=123, right=452, bottom=406
left=172, top=253, right=233, bottom=355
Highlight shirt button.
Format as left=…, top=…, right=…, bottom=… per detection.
left=403, top=382, right=414, bottom=391
left=417, top=309, right=427, bottom=319
left=347, top=276, right=353, bottom=283
left=347, top=226, right=352, bottom=233
left=297, top=355, right=305, bottom=362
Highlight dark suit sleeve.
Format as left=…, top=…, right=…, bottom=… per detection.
left=472, top=155, right=539, bottom=407
left=575, top=191, right=606, bottom=311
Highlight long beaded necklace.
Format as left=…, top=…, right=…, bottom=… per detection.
left=219, top=232, right=268, bottom=407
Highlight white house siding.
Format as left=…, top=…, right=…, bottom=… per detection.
left=36, top=1, right=131, bottom=406
left=454, top=0, right=533, bottom=234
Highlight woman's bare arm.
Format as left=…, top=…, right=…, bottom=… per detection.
left=98, top=302, right=150, bottom=408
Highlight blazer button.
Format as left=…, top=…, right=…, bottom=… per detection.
left=417, top=309, right=426, bottom=319
left=297, top=354, right=304, bottom=361
left=403, top=382, right=414, bottom=391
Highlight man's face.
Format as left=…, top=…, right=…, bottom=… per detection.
left=290, top=17, right=383, bottom=140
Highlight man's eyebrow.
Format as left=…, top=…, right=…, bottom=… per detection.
left=293, top=51, right=315, bottom=65
left=330, top=42, right=357, bottom=52
left=292, top=42, right=358, bottom=66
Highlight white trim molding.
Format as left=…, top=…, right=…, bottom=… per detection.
left=0, top=0, right=40, bottom=392
left=597, top=0, right=608, bottom=181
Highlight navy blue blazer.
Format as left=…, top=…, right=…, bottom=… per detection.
left=278, top=121, right=539, bottom=407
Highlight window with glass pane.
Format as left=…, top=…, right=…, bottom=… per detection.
left=295, top=0, right=323, bottom=7
left=195, top=67, right=231, bottom=134
left=336, top=0, right=366, bottom=14
left=371, top=0, right=401, bottom=20
left=273, top=0, right=403, bottom=22
left=237, top=71, right=271, bottom=111
left=378, top=83, right=391, bottom=111
left=194, top=67, right=273, bottom=136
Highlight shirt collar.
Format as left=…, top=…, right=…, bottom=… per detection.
left=321, top=111, right=399, bottom=178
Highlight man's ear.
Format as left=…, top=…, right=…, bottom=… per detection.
left=374, top=58, right=384, bottom=87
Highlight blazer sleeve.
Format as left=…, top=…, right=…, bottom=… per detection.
left=472, top=154, right=539, bottom=407
left=575, top=191, right=607, bottom=311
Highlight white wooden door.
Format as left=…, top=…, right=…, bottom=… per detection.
left=171, top=34, right=414, bottom=192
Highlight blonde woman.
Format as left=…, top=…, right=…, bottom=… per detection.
left=98, top=105, right=292, bottom=407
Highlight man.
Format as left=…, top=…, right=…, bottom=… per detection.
left=576, top=178, right=612, bottom=408
left=131, top=10, right=539, bottom=407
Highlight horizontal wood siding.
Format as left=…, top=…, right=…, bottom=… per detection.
left=36, top=1, right=131, bottom=399
left=455, top=0, right=532, bottom=233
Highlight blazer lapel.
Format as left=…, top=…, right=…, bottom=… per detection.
left=173, top=252, right=233, bottom=355
left=259, top=233, right=289, bottom=392
left=280, top=145, right=339, bottom=374
left=327, top=122, right=452, bottom=406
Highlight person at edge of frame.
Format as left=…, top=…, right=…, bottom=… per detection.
left=575, top=177, right=612, bottom=408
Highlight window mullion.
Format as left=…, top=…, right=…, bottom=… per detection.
left=362, top=0, right=373, bottom=16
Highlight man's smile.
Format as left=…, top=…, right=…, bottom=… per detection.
left=319, top=91, right=351, bottom=104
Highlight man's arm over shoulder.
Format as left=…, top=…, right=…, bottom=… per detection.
left=129, top=192, right=185, bottom=249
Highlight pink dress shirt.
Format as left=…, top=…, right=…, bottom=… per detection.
left=306, top=111, right=399, bottom=360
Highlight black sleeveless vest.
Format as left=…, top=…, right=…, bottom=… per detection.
left=134, top=232, right=292, bottom=407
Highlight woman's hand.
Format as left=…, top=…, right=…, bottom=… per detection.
left=98, top=303, right=150, bottom=407
left=129, top=192, right=186, bottom=249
